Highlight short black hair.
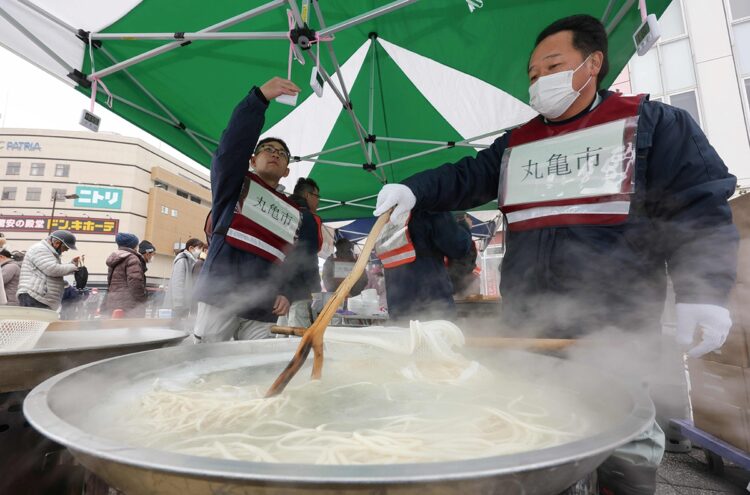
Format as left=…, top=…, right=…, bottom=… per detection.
left=535, top=14, right=609, bottom=87
left=255, top=137, right=291, bottom=159
left=294, top=177, right=319, bottom=196
left=185, top=238, right=204, bottom=251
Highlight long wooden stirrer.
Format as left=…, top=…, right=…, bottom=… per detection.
left=266, top=211, right=392, bottom=397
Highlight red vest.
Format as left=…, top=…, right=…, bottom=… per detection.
left=498, top=93, right=644, bottom=232
left=223, top=173, right=301, bottom=263
left=375, top=216, right=416, bottom=269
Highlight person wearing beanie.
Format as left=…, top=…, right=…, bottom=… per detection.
left=104, top=232, right=147, bottom=318
left=138, top=240, right=156, bottom=263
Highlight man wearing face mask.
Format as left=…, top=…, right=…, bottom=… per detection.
left=192, top=77, right=303, bottom=342
left=374, top=14, right=738, bottom=494
left=17, top=230, right=81, bottom=310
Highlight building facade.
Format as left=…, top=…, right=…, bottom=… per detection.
left=0, top=128, right=211, bottom=285
left=610, top=0, right=750, bottom=192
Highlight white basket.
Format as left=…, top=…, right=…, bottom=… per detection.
left=0, top=306, right=59, bottom=351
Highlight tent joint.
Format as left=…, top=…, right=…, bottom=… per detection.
left=366, top=134, right=376, bottom=143
left=67, top=69, right=91, bottom=88
left=290, top=24, right=316, bottom=50
left=174, top=122, right=187, bottom=131
left=363, top=163, right=376, bottom=171
left=447, top=141, right=456, bottom=148
left=368, top=32, right=378, bottom=40
left=76, top=29, right=102, bottom=49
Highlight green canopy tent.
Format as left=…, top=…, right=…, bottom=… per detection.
left=0, top=0, right=672, bottom=220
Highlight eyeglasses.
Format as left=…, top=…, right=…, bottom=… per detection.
left=308, top=191, right=320, bottom=198
left=256, top=145, right=290, bottom=161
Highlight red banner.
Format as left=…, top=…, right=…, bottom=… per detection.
left=0, top=215, right=119, bottom=235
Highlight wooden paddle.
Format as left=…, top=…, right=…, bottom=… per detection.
left=265, top=211, right=392, bottom=397
left=270, top=325, right=576, bottom=352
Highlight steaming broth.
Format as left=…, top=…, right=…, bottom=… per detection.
left=103, top=349, right=609, bottom=465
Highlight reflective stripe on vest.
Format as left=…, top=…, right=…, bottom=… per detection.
left=378, top=244, right=416, bottom=269
left=499, top=93, right=644, bottom=232
left=225, top=228, right=287, bottom=261
left=221, top=172, right=301, bottom=263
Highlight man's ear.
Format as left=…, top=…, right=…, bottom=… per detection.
left=283, top=166, right=290, bottom=178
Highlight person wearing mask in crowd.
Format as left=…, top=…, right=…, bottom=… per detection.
left=377, top=211, right=472, bottom=322
left=139, top=240, right=156, bottom=265
left=322, top=238, right=367, bottom=296
left=17, top=230, right=81, bottom=310
left=372, top=14, right=738, bottom=494
left=192, top=246, right=208, bottom=279
left=446, top=212, right=480, bottom=298
left=104, top=233, right=148, bottom=318
left=0, top=248, right=20, bottom=306
left=192, top=77, right=302, bottom=343
left=168, top=238, right=204, bottom=322
left=365, top=261, right=387, bottom=307
left=282, top=177, right=323, bottom=327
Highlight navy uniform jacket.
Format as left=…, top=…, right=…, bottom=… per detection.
left=402, top=91, right=739, bottom=337
left=385, top=210, right=472, bottom=322
left=284, top=194, right=322, bottom=303
left=193, top=88, right=290, bottom=321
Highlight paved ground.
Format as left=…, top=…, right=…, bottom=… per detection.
left=656, top=448, right=750, bottom=494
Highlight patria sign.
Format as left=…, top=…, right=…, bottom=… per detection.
left=0, top=141, right=42, bottom=151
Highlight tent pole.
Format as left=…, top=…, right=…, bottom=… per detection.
left=606, top=0, right=636, bottom=35
left=0, top=5, right=74, bottom=73
left=89, top=0, right=286, bottom=80
left=601, top=0, right=617, bottom=23
left=295, top=141, right=361, bottom=162
left=318, top=0, right=418, bottom=38
left=378, top=136, right=490, bottom=149
left=91, top=32, right=288, bottom=41
left=313, top=159, right=365, bottom=168
left=306, top=49, right=373, bottom=165
left=367, top=38, right=376, bottom=164
left=375, top=144, right=452, bottom=168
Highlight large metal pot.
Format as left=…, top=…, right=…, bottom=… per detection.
left=24, top=339, right=654, bottom=495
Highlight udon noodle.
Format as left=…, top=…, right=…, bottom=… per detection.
left=113, top=322, right=598, bottom=465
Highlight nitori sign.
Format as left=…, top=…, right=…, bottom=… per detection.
left=74, top=186, right=123, bottom=210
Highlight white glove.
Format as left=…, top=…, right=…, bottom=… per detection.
left=373, top=184, right=416, bottom=225
left=675, top=303, right=732, bottom=358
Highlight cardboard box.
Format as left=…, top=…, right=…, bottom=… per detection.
left=701, top=283, right=750, bottom=367
left=688, top=359, right=749, bottom=409
left=692, top=395, right=749, bottom=452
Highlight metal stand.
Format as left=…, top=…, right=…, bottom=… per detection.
left=671, top=418, right=750, bottom=475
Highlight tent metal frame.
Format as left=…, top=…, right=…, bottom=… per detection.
left=6, top=0, right=630, bottom=217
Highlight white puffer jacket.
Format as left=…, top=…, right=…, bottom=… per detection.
left=17, top=240, right=78, bottom=310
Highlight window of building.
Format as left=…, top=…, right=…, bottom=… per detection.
left=176, top=189, right=189, bottom=199
left=733, top=21, right=750, bottom=75
left=52, top=188, right=68, bottom=201
left=30, top=163, right=45, bottom=176
left=189, top=195, right=201, bottom=204
left=669, top=90, right=701, bottom=125
left=745, top=78, right=750, bottom=107
left=154, top=180, right=169, bottom=191
left=55, top=163, right=70, bottom=177
left=6, top=162, right=20, bottom=175
left=730, top=0, right=750, bottom=20
left=171, top=209, right=178, bottom=217
left=661, top=38, right=696, bottom=93
left=160, top=205, right=169, bottom=214
left=26, top=187, right=41, bottom=201
left=1, top=187, right=16, bottom=201
left=659, top=0, right=686, bottom=40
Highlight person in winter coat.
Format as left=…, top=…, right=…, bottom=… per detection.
left=0, top=248, right=20, bottom=305
left=380, top=211, right=472, bottom=322
left=372, top=14, right=739, bottom=495
left=17, top=230, right=80, bottom=310
left=168, top=238, right=204, bottom=320
left=446, top=213, right=479, bottom=297
left=192, top=77, right=301, bottom=343
left=322, top=238, right=367, bottom=296
left=104, top=233, right=147, bottom=318
left=282, top=177, right=323, bottom=327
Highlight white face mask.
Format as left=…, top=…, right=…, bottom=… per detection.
left=190, top=249, right=201, bottom=258
left=529, top=55, right=593, bottom=119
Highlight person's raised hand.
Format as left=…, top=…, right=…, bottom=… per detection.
left=260, top=77, right=301, bottom=101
